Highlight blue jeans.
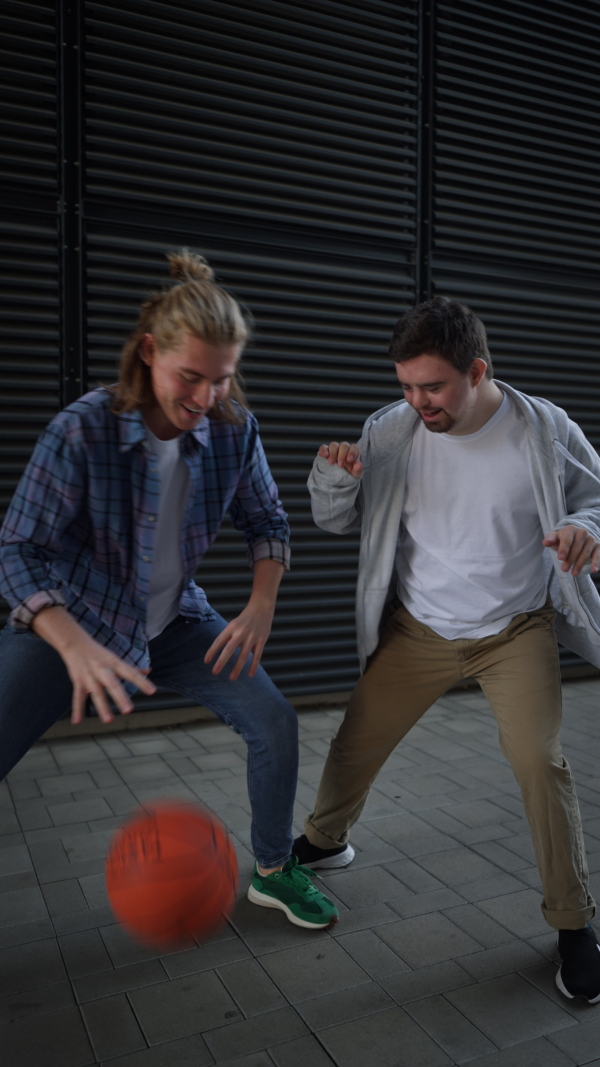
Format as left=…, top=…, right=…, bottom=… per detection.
left=0, top=614, right=298, bottom=868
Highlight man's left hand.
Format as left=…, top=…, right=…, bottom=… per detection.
left=543, top=525, right=600, bottom=577
left=204, top=602, right=275, bottom=680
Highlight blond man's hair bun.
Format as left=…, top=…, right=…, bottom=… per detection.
left=167, top=249, right=215, bottom=285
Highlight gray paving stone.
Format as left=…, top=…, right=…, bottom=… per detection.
left=0, top=917, right=55, bottom=949
left=60, top=828, right=114, bottom=863
left=129, top=970, right=242, bottom=1044
left=74, top=959, right=168, bottom=1003
left=82, top=993, right=147, bottom=1061
left=0, top=842, right=33, bottom=876
left=447, top=973, right=576, bottom=1046
left=0, top=978, right=75, bottom=1025
left=53, top=904, right=116, bottom=935
left=42, top=877, right=89, bottom=917
left=210, top=1054, right=273, bottom=1067
left=203, top=1006, right=309, bottom=1060
left=115, top=760, right=178, bottom=783
left=269, top=1034, right=336, bottom=1067
left=297, top=981, right=394, bottom=1030
left=374, top=912, right=481, bottom=969
left=380, top=959, right=474, bottom=1003
left=38, top=773, right=96, bottom=796
left=259, top=939, right=369, bottom=1002
left=442, top=903, right=517, bottom=948
left=13, top=797, right=54, bottom=830
left=406, top=992, right=495, bottom=1061
left=48, top=797, right=114, bottom=826
left=0, top=884, right=48, bottom=928
left=477, top=888, right=549, bottom=938
left=100, top=922, right=183, bottom=967
left=472, top=839, right=540, bottom=872
left=124, top=737, right=179, bottom=756
left=462, top=1037, right=576, bottom=1067
left=318, top=1006, right=452, bottom=1067
left=454, top=871, right=527, bottom=902
left=335, top=928, right=410, bottom=978
left=0, top=936, right=68, bottom=996
left=319, top=865, right=412, bottom=909
left=161, top=936, right=252, bottom=977
left=382, top=857, right=445, bottom=892
left=0, top=1004, right=95, bottom=1067
left=415, top=844, right=503, bottom=885
left=59, top=928, right=113, bottom=978
left=329, top=903, right=400, bottom=935
left=98, top=1034, right=215, bottom=1066
left=78, top=871, right=110, bottom=909
left=8, top=779, right=41, bottom=800
left=217, top=957, right=287, bottom=1015
left=389, top=886, right=466, bottom=917
left=458, top=942, right=547, bottom=981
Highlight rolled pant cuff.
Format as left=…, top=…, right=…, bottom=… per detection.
left=305, top=818, right=347, bottom=850
left=542, top=901, right=596, bottom=930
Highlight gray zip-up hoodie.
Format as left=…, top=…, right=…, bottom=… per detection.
left=308, top=381, right=600, bottom=672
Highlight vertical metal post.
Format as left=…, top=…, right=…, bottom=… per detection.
left=58, top=0, right=85, bottom=408
left=416, top=0, right=434, bottom=303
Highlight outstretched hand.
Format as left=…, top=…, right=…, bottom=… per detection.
left=62, top=636, right=157, bottom=724
left=318, top=441, right=363, bottom=479
left=204, top=601, right=275, bottom=680
left=543, top=525, right=600, bottom=577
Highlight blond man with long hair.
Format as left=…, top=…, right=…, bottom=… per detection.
left=0, top=251, right=337, bottom=930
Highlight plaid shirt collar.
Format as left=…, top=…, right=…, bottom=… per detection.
left=116, top=407, right=211, bottom=453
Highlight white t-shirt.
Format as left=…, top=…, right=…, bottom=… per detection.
left=143, top=425, right=190, bottom=640
left=396, top=392, right=548, bottom=639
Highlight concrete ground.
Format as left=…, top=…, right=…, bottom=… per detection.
left=3, top=682, right=600, bottom=1066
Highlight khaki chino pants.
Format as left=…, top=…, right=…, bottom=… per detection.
left=306, top=602, right=594, bottom=929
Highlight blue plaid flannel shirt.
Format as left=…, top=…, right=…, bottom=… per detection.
left=0, top=388, right=290, bottom=669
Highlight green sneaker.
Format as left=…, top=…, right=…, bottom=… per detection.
left=247, top=856, right=339, bottom=929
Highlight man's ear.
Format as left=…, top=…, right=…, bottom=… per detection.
left=470, top=358, right=488, bottom=387
left=139, top=333, right=155, bottom=366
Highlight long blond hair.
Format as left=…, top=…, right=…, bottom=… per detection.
left=111, top=250, right=250, bottom=423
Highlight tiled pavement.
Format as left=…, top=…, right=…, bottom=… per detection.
left=3, top=681, right=600, bottom=1066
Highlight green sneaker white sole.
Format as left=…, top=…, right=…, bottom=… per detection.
left=248, top=857, right=338, bottom=929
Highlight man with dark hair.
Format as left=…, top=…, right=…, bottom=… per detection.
left=294, top=296, right=600, bottom=1002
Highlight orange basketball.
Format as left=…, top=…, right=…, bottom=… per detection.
left=105, top=801, right=238, bottom=947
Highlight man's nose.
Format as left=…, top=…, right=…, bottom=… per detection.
left=191, top=382, right=214, bottom=409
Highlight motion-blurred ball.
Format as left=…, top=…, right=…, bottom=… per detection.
left=105, top=801, right=238, bottom=946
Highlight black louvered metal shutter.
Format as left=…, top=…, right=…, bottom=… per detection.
left=433, top=0, right=600, bottom=669
left=0, top=2, right=61, bottom=624
left=82, top=0, right=419, bottom=697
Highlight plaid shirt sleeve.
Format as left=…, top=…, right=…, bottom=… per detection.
left=228, top=415, right=291, bottom=570
left=0, top=416, right=86, bottom=628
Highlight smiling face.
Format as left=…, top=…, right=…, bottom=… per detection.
left=395, top=353, right=489, bottom=435
left=140, top=332, right=241, bottom=439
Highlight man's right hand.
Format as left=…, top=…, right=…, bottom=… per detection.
left=32, top=606, right=156, bottom=724
left=318, top=441, right=363, bottom=479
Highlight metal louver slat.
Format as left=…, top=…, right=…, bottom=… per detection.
left=84, top=0, right=416, bottom=240
left=1, top=0, right=57, bottom=196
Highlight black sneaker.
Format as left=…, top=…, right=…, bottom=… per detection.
left=556, top=924, right=600, bottom=1003
left=293, top=833, right=355, bottom=870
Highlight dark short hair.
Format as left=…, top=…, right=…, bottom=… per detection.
left=389, top=296, right=493, bottom=379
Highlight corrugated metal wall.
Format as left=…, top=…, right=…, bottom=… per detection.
left=1, top=0, right=599, bottom=699
left=0, top=2, right=61, bottom=515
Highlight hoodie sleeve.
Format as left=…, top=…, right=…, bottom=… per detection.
left=554, top=418, right=600, bottom=542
